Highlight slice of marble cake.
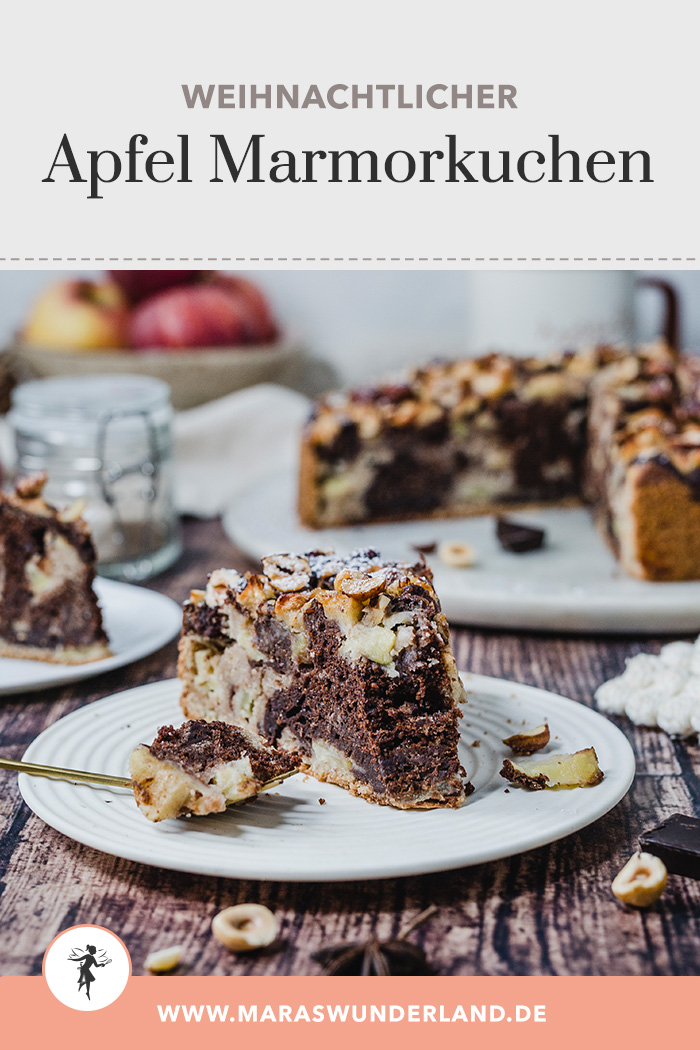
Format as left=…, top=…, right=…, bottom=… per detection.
left=178, top=549, right=469, bottom=810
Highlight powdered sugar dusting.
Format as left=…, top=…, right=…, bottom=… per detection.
left=304, top=548, right=419, bottom=587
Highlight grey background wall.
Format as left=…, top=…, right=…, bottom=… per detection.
left=0, top=270, right=696, bottom=385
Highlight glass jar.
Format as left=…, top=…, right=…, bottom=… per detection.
left=9, top=374, right=182, bottom=582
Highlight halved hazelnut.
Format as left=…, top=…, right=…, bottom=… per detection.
left=437, top=541, right=477, bottom=568
left=237, top=573, right=276, bottom=612
left=145, top=945, right=185, bottom=973
left=503, top=723, right=550, bottom=755
left=15, top=472, right=48, bottom=500
left=390, top=400, right=420, bottom=427
left=611, top=852, right=667, bottom=907
left=274, top=592, right=311, bottom=631
left=205, top=568, right=246, bottom=607
left=212, top=904, right=278, bottom=952
left=334, top=568, right=388, bottom=599
left=523, top=372, right=568, bottom=402
left=315, top=590, right=362, bottom=631
left=262, top=553, right=312, bottom=593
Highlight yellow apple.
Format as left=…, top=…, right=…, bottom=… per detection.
left=22, top=280, right=130, bottom=351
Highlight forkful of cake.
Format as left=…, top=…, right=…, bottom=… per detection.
left=0, top=720, right=299, bottom=823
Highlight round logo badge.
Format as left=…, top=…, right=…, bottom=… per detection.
left=43, top=925, right=131, bottom=1011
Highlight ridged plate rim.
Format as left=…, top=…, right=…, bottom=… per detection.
left=18, top=674, right=635, bottom=882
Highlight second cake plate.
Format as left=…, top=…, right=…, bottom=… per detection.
left=223, top=471, right=700, bottom=634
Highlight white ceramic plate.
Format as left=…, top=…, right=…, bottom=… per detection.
left=0, top=579, right=182, bottom=696
left=18, top=675, right=634, bottom=882
left=223, top=471, right=700, bottom=634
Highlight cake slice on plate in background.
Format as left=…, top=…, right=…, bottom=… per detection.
left=0, top=473, right=111, bottom=664
left=178, top=549, right=469, bottom=810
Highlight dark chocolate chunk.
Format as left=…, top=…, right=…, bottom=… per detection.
left=495, top=516, right=546, bottom=553
left=412, top=541, right=437, bottom=555
left=639, top=813, right=700, bottom=879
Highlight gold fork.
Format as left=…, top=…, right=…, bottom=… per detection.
left=0, top=757, right=298, bottom=794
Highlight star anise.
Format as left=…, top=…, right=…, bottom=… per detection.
left=314, top=905, right=437, bottom=975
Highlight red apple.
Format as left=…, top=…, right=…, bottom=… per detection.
left=22, top=280, right=129, bottom=351
left=109, top=270, right=203, bottom=303
left=128, top=284, right=253, bottom=349
left=208, top=274, right=278, bottom=343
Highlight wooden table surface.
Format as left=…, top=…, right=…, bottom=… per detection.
left=1, top=517, right=699, bottom=977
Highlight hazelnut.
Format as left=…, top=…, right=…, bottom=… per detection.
left=471, top=361, right=513, bottom=399
left=523, top=372, right=567, bottom=402
left=212, top=904, right=278, bottom=952
left=414, top=403, right=444, bottom=428
left=309, top=412, right=342, bottom=446
left=274, top=591, right=310, bottom=631
left=262, top=553, right=312, bottom=593
left=334, top=568, right=388, bottom=599
left=237, top=573, right=276, bottom=612
left=145, top=945, right=185, bottom=973
left=353, top=405, right=381, bottom=440
left=503, top=723, right=550, bottom=754
left=205, top=568, right=246, bottom=608
left=314, top=590, right=362, bottom=633
left=611, top=852, right=667, bottom=907
left=437, top=541, right=477, bottom=568
left=390, top=400, right=420, bottom=427
left=15, top=472, right=48, bottom=500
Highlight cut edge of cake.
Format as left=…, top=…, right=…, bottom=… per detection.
left=585, top=351, right=700, bottom=581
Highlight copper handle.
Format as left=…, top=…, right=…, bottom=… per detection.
left=636, top=277, right=681, bottom=351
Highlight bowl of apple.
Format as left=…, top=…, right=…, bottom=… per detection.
left=13, top=271, right=300, bottom=410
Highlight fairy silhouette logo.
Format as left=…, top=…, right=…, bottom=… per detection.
left=67, top=943, right=113, bottom=1001
left=43, top=925, right=131, bottom=1012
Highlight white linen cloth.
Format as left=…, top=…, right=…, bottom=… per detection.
left=173, top=383, right=310, bottom=518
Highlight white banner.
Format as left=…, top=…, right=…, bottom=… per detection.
left=1, top=0, right=698, bottom=268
